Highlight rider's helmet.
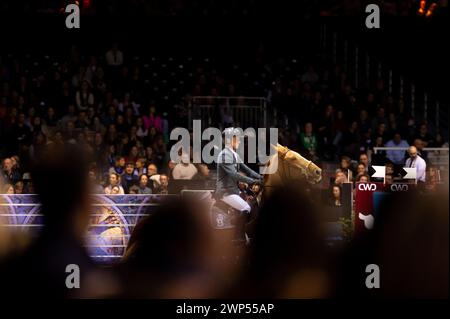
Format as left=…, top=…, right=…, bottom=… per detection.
left=222, top=127, right=242, bottom=146
left=222, top=127, right=242, bottom=136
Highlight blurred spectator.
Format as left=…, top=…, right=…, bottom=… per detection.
left=127, top=145, right=139, bottom=165
left=371, top=107, right=388, bottom=132
left=14, top=181, right=24, bottom=194
left=0, top=146, right=116, bottom=298
left=44, top=107, right=58, bottom=128
left=414, top=123, right=434, bottom=147
left=154, top=174, right=169, bottom=194
left=129, top=185, right=140, bottom=194
left=338, top=192, right=448, bottom=298
left=151, top=135, right=168, bottom=168
left=172, top=154, right=198, bottom=180
left=385, top=133, right=409, bottom=165
left=9, top=113, right=31, bottom=152
left=356, top=163, right=366, bottom=177
left=384, top=174, right=393, bottom=184
left=134, top=158, right=147, bottom=178
left=143, top=105, right=162, bottom=133
left=340, top=156, right=356, bottom=181
left=359, top=109, right=371, bottom=133
left=2, top=183, right=14, bottom=194
left=109, top=156, right=126, bottom=176
left=2, top=158, right=21, bottom=185
left=429, top=132, right=447, bottom=148
left=355, top=173, right=370, bottom=183
left=330, top=184, right=342, bottom=207
left=104, top=172, right=125, bottom=194
left=316, top=104, right=335, bottom=160
left=193, top=163, right=211, bottom=180
left=251, top=183, right=262, bottom=207
left=118, top=198, right=217, bottom=298
left=232, top=184, right=330, bottom=298
left=340, top=121, right=360, bottom=159
left=298, top=122, right=319, bottom=161
left=111, top=185, right=122, bottom=194
left=106, top=43, right=124, bottom=67
left=359, top=152, right=370, bottom=169
left=413, top=138, right=428, bottom=163
left=147, top=163, right=158, bottom=177
left=137, top=174, right=152, bottom=194
left=301, top=65, right=319, bottom=84
left=88, top=168, right=104, bottom=194
left=121, top=162, right=138, bottom=193
left=75, top=81, right=94, bottom=111
left=359, top=128, right=373, bottom=154
left=333, top=169, right=348, bottom=185
left=385, top=163, right=394, bottom=181
left=370, top=136, right=387, bottom=165
left=165, top=160, right=176, bottom=179
left=374, top=122, right=388, bottom=143
left=386, top=162, right=395, bottom=176
left=74, top=111, right=90, bottom=129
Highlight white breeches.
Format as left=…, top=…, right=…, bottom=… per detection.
left=221, top=194, right=251, bottom=213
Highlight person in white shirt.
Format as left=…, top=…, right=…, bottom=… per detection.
left=172, top=153, right=198, bottom=180
left=405, top=146, right=426, bottom=183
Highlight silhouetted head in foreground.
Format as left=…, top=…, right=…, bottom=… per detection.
left=337, top=190, right=449, bottom=298
left=373, top=191, right=448, bottom=298
left=119, top=197, right=217, bottom=298
left=236, top=182, right=331, bottom=298
left=0, top=145, right=96, bottom=298
left=31, top=145, right=91, bottom=239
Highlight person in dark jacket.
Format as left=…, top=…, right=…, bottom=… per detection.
left=215, top=128, right=262, bottom=242
left=215, top=128, right=262, bottom=214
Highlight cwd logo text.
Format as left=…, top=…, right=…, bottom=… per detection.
left=358, top=183, right=377, bottom=191
left=390, top=184, right=409, bottom=192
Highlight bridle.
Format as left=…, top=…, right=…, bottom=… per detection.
left=263, top=147, right=314, bottom=189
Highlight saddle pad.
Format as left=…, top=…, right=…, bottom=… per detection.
left=210, top=205, right=235, bottom=230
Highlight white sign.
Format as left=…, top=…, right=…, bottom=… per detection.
left=402, top=167, right=417, bottom=179
left=370, top=165, right=386, bottom=178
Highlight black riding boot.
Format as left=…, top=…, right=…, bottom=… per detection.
left=234, top=210, right=250, bottom=243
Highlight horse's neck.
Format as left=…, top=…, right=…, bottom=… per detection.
left=264, top=154, right=288, bottom=187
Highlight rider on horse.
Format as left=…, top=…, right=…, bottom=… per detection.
left=215, top=128, right=262, bottom=241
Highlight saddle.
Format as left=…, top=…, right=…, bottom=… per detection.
left=210, top=199, right=241, bottom=230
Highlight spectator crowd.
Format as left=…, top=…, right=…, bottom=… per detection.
left=0, top=41, right=448, bottom=195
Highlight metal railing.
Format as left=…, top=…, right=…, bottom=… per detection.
left=189, top=96, right=267, bottom=130
left=373, top=147, right=449, bottom=173
left=0, top=194, right=178, bottom=262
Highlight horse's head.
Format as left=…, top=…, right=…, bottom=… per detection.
left=304, top=160, right=322, bottom=184
left=279, top=145, right=322, bottom=184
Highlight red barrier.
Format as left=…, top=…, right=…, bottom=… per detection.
left=354, top=182, right=384, bottom=236
left=354, top=182, right=416, bottom=237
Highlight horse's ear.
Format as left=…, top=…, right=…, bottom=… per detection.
left=276, top=144, right=285, bottom=153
